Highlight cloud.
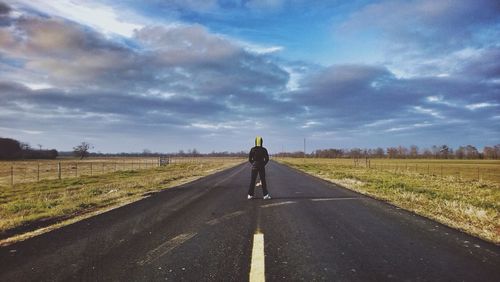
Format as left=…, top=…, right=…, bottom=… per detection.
left=0, top=2, right=10, bottom=15
left=12, top=0, right=144, bottom=37
left=0, top=5, right=298, bottom=151
left=466, top=102, right=499, bottom=111
left=341, top=0, right=500, bottom=49
left=1, top=1, right=499, bottom=152
left=339, top=0, right=500, bottom=78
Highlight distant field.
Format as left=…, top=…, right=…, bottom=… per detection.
left=0, top=157, right=244, bottom=244
left=277, top=158, right=500, bottom=244
left=0, top=157, right=227, bottom=186
left=275, top=158, right=500, bottom=184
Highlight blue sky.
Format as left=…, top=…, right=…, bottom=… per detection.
left=0, top=0, right=499, bottom=153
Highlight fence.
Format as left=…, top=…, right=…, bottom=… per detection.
left=0, top=157, right=211, bottom=186
left=351, top=159, right=500, bottom=183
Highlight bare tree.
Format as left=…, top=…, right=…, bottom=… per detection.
left=397, top=146, right=408, bottom=158
left=73, top=142, right=93, bottom=160
left=374, top=147, right=385, bottom=158
left=455, top=146, right=465, bottom=159
left=387, top=147, right=398, bottom=158
left=439, top=145, right=450, bottom=159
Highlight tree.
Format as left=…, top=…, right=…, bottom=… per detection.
left=422, top=148, right=433, bottom=158
left=464, top=145, right=479, bottom=159
left=495, top=144, right=500, bottom=159
left=350, top=148, right=362, bottom=159
left=0, top=138, right=22, bottom=159
left=455, top=146, right=465, bottom=159
left=439, top=145, right=450, bottom=159
left=387, top=147, right=398, bottom=158
left=73, top=142, right=93, bottom=160
left=397, top=146, right=408, bottom=158
left=373, top=147, right=385, bottom=158
left=484, top=145, right=500, bottom=159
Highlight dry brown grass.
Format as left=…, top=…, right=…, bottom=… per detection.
left=0, top=157, right=232, bottom=186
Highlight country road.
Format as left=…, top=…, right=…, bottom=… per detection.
left=1, top=161, right=499, bottom=281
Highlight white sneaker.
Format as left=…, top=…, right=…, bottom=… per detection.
left=247, top=195, right=254, bottom=200
left=263, top=194, right=271, bottom=200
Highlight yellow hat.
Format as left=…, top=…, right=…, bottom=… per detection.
left=255, top=136, right=263, bottom=146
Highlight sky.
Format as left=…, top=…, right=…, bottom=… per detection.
left=0, top=0, right=499, bottom=153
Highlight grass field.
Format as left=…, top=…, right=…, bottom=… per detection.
left=0, top=157, right=223, bottom=186
left=277, top=158, right=500, bottom=244
left=0, top=157, right=244, bottom=244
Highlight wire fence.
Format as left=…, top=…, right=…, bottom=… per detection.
left=0, top=157, right=212, bottom=186
left=351, top=159, right=500, bottom=184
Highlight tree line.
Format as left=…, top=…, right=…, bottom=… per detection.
left=0, top=137, right=58, bottom=160
left=280, top=144, right=500, bottom=159
left=3, top=136, right=498, bottom=160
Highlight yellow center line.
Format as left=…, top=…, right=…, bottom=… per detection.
left=249, top=232, right=265, bottom=282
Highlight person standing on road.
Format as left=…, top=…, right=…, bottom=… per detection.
left=248, top=136, right=271, bottom=200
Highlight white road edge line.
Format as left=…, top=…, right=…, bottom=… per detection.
left=249, top=233, right=265, bottom=282
left=137, top=232, right=197, bottom=265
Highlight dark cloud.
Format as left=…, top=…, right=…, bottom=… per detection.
left=0, top=2, right=10, bottom=15
left=457, top=47, right=500, bottom=80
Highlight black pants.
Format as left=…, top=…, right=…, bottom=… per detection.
left=248, top=166, right=268, bottom=196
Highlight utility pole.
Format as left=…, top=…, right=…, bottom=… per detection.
left=304, top=138, right=306, bottom=159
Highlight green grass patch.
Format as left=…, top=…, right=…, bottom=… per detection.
left=277, top=158, right=500, bottom=244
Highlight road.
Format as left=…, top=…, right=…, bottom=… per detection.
left=1, top=161, right=499, bottom=281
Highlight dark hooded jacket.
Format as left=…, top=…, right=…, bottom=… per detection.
left=249, top=136, right=269, bottom=169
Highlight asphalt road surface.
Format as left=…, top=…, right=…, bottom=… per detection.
left=1, top=161, right=499, bottom=281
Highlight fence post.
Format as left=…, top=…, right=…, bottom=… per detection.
left=477, top=167, right=480, bottom=181
left=37, top=163, right=40, bottom=182
left=427, top=164, right=430, bottom=175
left=90, top=162, right=93, bottom=176
left=10, top=165, right=13, bottom=186
left=102, top=163, right=104, bottom=174
left=58, top=162, right=61, bottom=180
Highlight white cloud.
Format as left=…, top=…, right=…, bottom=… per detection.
left=301, top=121, right=320, bottom=128
left=243, top=44, right=284, bottom=54
left=14, top=0, right=144, bottom=37
left=466, top=102, right=499, bottom=110
left=190, top=122, right=235, bottom=130
left=412, top=106, right=444, bottom=118
left=385, top=122, right=432, bottom=132
left=364, top=119, right=395, bottom=127
left=0, top=126, right=43, bottom=135
left=425, top=95, right=457, bottom=107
